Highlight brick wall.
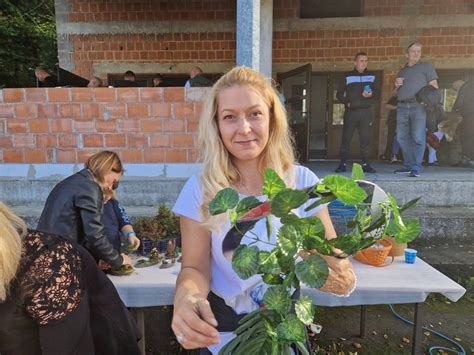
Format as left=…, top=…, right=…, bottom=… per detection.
left=0, top=88, right=204, bottom=164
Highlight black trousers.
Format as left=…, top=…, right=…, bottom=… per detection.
left=339, top=108, right=373, bottom=163
left=383, top=115, right=397, bottom=158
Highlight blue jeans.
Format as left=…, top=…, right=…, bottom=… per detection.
left=396, top=103, right=426, bottom=171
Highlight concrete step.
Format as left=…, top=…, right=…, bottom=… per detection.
left=12, top=205, right=474, bottom=242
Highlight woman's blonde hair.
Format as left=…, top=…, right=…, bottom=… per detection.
left=84, top=150, right=124, bottom=184
left=0, top=202, right=27, bottom=301
left=198, top=66, right=296, bottom=224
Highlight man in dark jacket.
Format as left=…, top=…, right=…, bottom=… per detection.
left=35, top=67, right=60, bottom=87
left=335, top=52, right=380, bottom=173
left=453, top=79, right=474, bottom=161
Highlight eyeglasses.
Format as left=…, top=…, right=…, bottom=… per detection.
left=112, top=180, right=120, bottom=190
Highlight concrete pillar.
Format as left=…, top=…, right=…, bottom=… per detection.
left=55, top=0, right=75, bottom=72
left=236, top=0, right=273, bottom=77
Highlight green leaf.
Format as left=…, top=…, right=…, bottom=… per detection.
left=258, top=251, right=281, bottom=275
left=263, top=168, right=286, bottom=199
left=209, top=187, right=239, bottom=215
left=263, top=285, right=292, bottom=316
left=276, top=224, right=300, bottom=256
left=233, top=196, right=262, bottom=222
left=276, top=314, right=306, bottom=342
left=295, top=295, right=315, bottom=325
left=232, top=245, right=260, bottom=279
left=295, top=342, right=310, bottom=355
left=304, top=194, right=337, bottom=212
left=263, top=273, right=284, bottom=285
left=280, top=212, right=300, bottom=225
left=323, top=175, right=367, bottom=205
left=329, top=234, right=362, bottom=255
left=399, top=197, right=422, bottom=213
left=302, top=235, right=332, bottom=255
left=386, top=218, right=421, bottom=243
left=271, top=188, right=309, bottom=218
left=295, top=254, right=329, bottom=289
left=351, top=163, right=365, bottom=181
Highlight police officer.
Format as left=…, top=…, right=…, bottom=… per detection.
left=335, top=52, right=380, bottom=173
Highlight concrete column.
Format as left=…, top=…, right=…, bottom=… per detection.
left=55, top=0, right=75, bottom=72
left=236, top=0, right=273, bottom=77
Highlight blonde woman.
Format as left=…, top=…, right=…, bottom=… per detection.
left=0, top=202, right=140, bottom=354
left=171, top=67, right=356, bottom=354
left=37, top=150, right=131, bottom=268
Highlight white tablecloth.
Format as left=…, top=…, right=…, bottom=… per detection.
left=109, top=257, right=466, bottom=308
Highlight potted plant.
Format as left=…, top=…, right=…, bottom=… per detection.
left=134, top=205, right=180, bottom=255
left=209, top=164, right=420, bottom=355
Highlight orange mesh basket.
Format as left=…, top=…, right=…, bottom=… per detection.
left=354, top=239, right=393, bottom=267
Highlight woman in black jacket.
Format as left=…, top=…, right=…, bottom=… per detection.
left=37, top=151, right=131, bottom=268
left=0, top=202, right=140, bottom=355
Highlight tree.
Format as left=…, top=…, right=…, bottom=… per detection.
left=0, top=0, right=57, bottom=88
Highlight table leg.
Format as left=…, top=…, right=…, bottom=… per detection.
left=412, top=303, right=423, bottom=355
left=359, top=305, right=366, bottom=338
left=131, top=308, right=146, bottom=355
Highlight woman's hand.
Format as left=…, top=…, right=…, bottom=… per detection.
left=299, top=248, right=356, bottom=296
left=172, top=290, right=220, bottom=349
left=127, top=233, right=140, bottom=250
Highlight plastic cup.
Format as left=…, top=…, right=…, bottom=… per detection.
left=404, top=248, right=417, bottom=264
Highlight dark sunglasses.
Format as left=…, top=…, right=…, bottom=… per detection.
left=112, top=180, right=120, bottom=190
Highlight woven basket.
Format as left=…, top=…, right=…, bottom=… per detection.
left=354, top=239, right=393, bottom=267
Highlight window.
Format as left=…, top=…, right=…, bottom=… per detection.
left=300, top=0, right=362, bottom=19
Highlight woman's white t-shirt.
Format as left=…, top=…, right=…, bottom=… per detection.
left=172, top=165, right=325, bottom=353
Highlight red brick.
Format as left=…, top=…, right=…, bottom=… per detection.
left=127, top=103, right=149, bottom=117
left=13, top=135, right=35, bottom=148
left=15, top=104, right=38, bottom=118
left=117, top=119, right=140, bottom=132
left=94, top=88, right=117, bottom=102
left=59, top=103, right=82, bottom=118
left=73, top=120, right=96, bottom=132
left=81, top=103, right=100, bottom=118
left=71, top=88, right=93, bottom=102
left=119, top=149, right=142, bottom=162
left=117, top=88, right=139, bottom=102
left=96, top=119, right=117, bottom=132
left=164, top=118, right=185, bottom=132
left=143, top=148, right=165, bottom=162
left=38, top=104, right=58, bottom=118
left=141, top=118, right=163, bottom=132
left=83, top=134, right=104, bottom=147
left=187, top=148, right=199, bottom=162
left=56, top=149, right=77, bottom=163
left=171, top=134, right=194, bottom=148
left=51, top=118, right=73, bottom=132
left=186, top=117, right=199, bottom=133
left=3, top=89, right=25, bottom=103
left=48, top=88, right=71, bottom=102
left=58, top=134, right=78, bottom=148
left=105, top=134, right=126, bottom=147
left=0, top=104, right=15, bottom=118
left=150, top=102, right=170, bottom=117
left=101, top=104, right=126, bottom=118
left=165, top=149, right=186, bottom=163
left=139, top=88, right=163, bottom=102
left=3, top=149, right=24, bottom=163
left=150, top=134, right=170, bottom=147
left=29, top=119, right=50, bottom=133
left=0, top=136, right=12, bottom=148
left=127, top=133, right=149, bottom=148
left=78, top=149, right=101, bottom=163
left=7, top=119, right=28, bottom=133
left=172, top=103, right=194, bottom=118
left=25, top=88, right=47, bottom=102
left=36, top=134, right=57, bottom=148
left=25, top=150, right=47, bottom=163
left=163, top=88, right=185, bottom=102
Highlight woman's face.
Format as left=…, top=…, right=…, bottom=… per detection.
left=216, top=85, right=270, bottom=165
left=100, top=171, right=122, bottom=190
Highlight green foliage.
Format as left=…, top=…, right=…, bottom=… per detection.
left=213, top=164, right=420, bottom=354
left=0, top=0, right=57, bottom=88
left=134, top=205, right=180, bottom=241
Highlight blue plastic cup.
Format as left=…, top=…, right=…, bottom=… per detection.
left=404, top=248, right=417, bottom=264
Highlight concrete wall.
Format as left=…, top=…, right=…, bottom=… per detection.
left=0, top=87, right=206, bottom=164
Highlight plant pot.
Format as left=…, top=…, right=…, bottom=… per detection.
left=139, top=237, right=154, bottom=256
left=385, top=236, right=407, bottom=257
left=158, top=238, right=170, bottom=253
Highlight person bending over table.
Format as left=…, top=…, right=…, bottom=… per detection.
left=171, top=67, right=356, bottom=354
left=37, top=150, right=132, bottom=269
left=0, top=202, right=140, bottom=355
